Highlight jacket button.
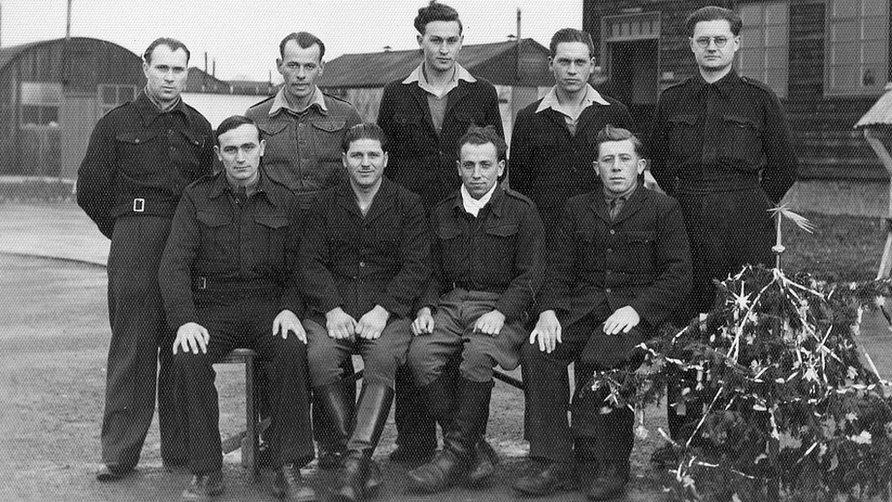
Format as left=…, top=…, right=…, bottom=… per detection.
left=605, top=288, right=612, bottom=293
left=609, top=229, right=615, bottom=235
left=606, top=248, right=613, bottom=253
left=359, top=261, right=366, bottom=268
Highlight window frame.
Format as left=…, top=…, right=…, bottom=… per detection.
left=823, top=0, right=890, bottom=97
left=736, top=1, right=790, bottom=98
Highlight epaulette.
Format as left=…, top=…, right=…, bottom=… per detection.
left=248, top=94, right=275, bottom=109
left=739, top=75, right=775, bottom=94
left=322, top=92, right=353, bottom=105
left=187, top=172, right=218, bottom=190
left=433, top=191, right=461, bottom=210
left=504, top=187, right=535, bottom=207
left=662, top=76, right=694, bottom=93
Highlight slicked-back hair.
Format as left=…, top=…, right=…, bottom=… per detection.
left=215, top=115, right=259, bottom=145
left=342, top=123, right=389, bottom=152
left=549, top=28, right=595, bottom=59
left=685, top=6, right=742, bottom=37
left=414, top=1, right=463, bottom=35
left=279, top=32, right=326, bottom=61
left=143, top=37, right=190, bottom=64
left=595, top=125, right=645, bottom=159
left=457, top=125, right=507, bottom=162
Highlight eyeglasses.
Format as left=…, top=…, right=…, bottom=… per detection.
left=693, top=36, right=731, bottom=48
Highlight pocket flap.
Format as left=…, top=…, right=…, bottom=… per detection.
left=115, top=130, right=159, bottom=144
left=624, top=230, right=655, bottom=243
left=255, top=215, right=289, bottom=229
left=668, top=114, right=697, bottom=126
left=197, top=211, right=230, bottom=227
left=485, top=224, right=518, bottom=237
left=311, top=119, right=346, bottom=132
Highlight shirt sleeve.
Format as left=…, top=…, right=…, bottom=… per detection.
left=76, top=118, right=117, bottom=239
left=537, top=202, right=578, bottom=317
left=158, top=191, right=201, bottom=330
left=627, top=198, right=692, bottom=328
left=507, top=109, right=534, bottom=195
left=647, top=97, right=676, bottom=196
left=495, top=203, right=544, bottom=321
left=759, top=92, right=798, bottom=203
left=280, top=196, right=305, bottom=316
left=378, top=196, right=431, bottom=318
left=299, top=200, right=344, bottom=316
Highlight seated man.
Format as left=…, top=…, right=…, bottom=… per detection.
left=300, top=123, right=430, bottom=501
left=515, top=125, right=691, bottom=501
left=405, top=125, right=544, bottom=493
left=158, top=115, right=315, bottom=501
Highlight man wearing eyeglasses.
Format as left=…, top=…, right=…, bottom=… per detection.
left=647, top=5, right=798, bottom=464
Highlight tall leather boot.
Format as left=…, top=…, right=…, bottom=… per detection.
left=407, top=379, right=493, bottom=493
left=313, top=380, right=354, bottom=469
left=334, top=383, right=394, bottom=501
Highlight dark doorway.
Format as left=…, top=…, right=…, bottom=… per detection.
left=600, top=39, right=659, bottom=136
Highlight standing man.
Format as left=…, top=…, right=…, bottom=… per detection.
left=77, top=38, right=214, bottom=480
left=516, top=126, right=690, bottom=500
left=377, top=1, right=504, bottom=470
left=301, top=123, right=430, bottom=501
left=159, top=116, right=315, bottom=501
left=247, top=31, right=362, bottom=201
left=509, top=28, right=634, bottom=229
left=647, top=6, right=798, bottom=458
left=405, top=126, right=543, bottom=493
left=246, top=31, right=363, bottom=468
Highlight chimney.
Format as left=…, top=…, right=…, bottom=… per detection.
left=516, top=8, right=521, bottom=42
left=212, top=59, right=216, bottom=78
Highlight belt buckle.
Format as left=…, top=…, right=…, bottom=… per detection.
left=132, top=198, right=145, bottom=213
left=198, top=277, right=207, bottom=290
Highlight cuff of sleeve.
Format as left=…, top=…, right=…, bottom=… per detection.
left=379, top=297, right=410, bottom=319
left=495, top=298, right=523, bottom=323
left=167, top=309, right=198, bottom=331
left=280, top=289, right=304, bottom=317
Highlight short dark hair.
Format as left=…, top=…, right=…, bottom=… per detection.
left=549, top=28, right=595, bottom=59
left=143, top=37, right=190, bottom=64
left=685, top=6, right=742, bottom=37
left=457, top=125, right=507, bottom=162
left=414, top=1, right=463, bottom=35
left=279, top=32, right=326, bottom=61
left=342, top=123, right=388, bottom=152
left=215, top=115, right=260, bottom=145
left=595, top=125, right=644, bottom=158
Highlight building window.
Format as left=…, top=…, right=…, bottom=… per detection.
left=20, top=82, right=62, bottom=127
left=98, top=84, right=138, bottom=116
left=825, top=0, right=889, bottom=96
left=738, top=1, right=789, bottom=98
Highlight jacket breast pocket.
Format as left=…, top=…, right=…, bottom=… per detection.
left=622, top=230, right=656, bottom=271
left=115, top=130, right=161, bottom=175
left=392, top=113, right=426, bottom=151
left=175, top=129, right=210, bottom=178
left=254, top=214, right=289, bottom=273
left=483, top=223, right=518, bottom=261
left=666, top=114, right=699, bottom=158
left=196, top=211, right=234, bottom=263
left=311, top=118, right=347, bottom=161
left=720, top=114, right=763, bottom=168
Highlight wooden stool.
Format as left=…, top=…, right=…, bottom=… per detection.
left=217, top=348, right=261, bottom=481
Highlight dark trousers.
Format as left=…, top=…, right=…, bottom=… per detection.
left=304, top=317, right=411, bottom=389
left=394, top=365, right=438, bottom=452
left=173, top=294, right=314, bottom=474
left=669, top=188, right=773, bottom=440
left=101, top=216, right=184, bottom=468
left=522, top=310, right=639, bottom=464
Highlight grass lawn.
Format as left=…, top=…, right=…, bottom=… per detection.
left=783, top=211, right=886, bottom=282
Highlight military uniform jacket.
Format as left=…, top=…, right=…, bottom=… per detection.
left=539, top=187, right=691, bottom=330
left=158, top=171, right=303, bottom=329
left=508, top=96, right=633, bottom=223
left=377, top=78, right=503, bottom=209
left=422, top=187, right=544, bottom=322
left=245, top=92, right=362, bottom=198
left=300, top=179, right=430, bottom=320
left=648, top=70, right=798, bottom=203
left=77, top=91, right=214, bottom=238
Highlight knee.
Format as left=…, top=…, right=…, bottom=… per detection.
left=406, top=342, right=443, bottom=387
left=173, top=349, right=209, bottom=375
left=306, top=346, right=343, bottom=387
left=459, top=350, right=494, bottom=383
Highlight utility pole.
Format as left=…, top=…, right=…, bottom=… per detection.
left=66, top=0, right=72, bottom=40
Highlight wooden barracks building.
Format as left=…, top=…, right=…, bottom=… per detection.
left=584, top=0, right=891, bottom=216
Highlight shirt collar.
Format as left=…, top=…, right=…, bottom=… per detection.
left=133, top=89, right=190, bottom=126
left=459, top=183, right=498, bottom=217
left=692, top=69, right=740, bottom=98
left=536, top=83, right=610, bottom=115
left=603, top=182, right=638, bottom=203
left=403, top=62, right=476, bottom=98
left=269, top=86, right=328, bottom=116
left=209, top=169, right=267, bottom=199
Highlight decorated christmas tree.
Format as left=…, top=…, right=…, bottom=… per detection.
left=590, top=206, right=892, bottom=501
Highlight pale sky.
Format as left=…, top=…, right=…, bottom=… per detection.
left=0, top=0, right=582, bottom=81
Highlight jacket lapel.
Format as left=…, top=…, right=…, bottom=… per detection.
left=362, top=179, right=396, bottom=224
left=611, top=187, right=647, bottom=225
left=443, top=82, right=472, bottom=123
left=406, top=84, right=436, bottom=135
